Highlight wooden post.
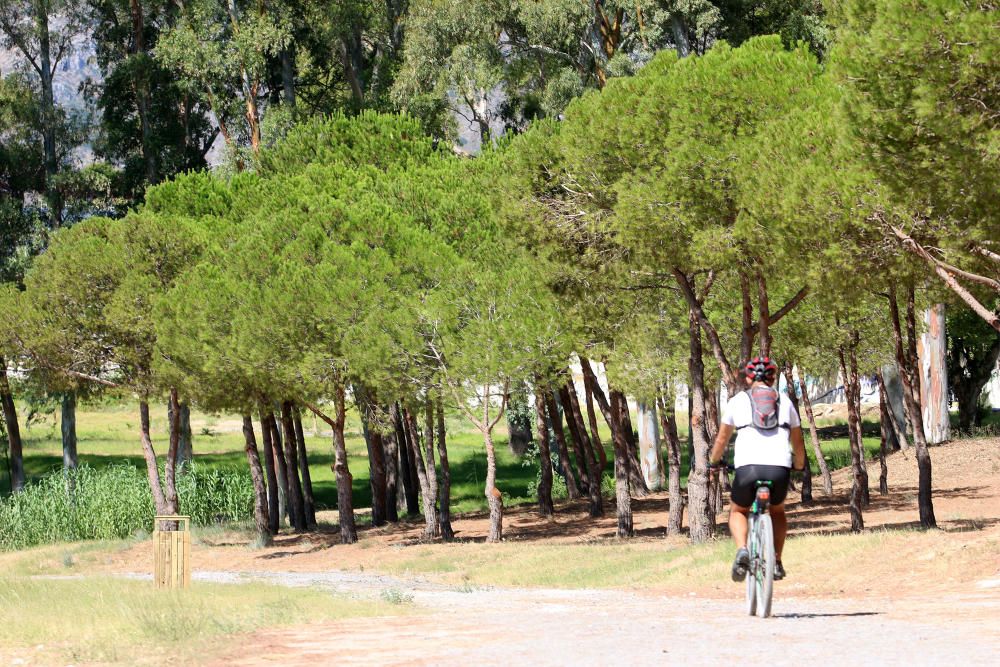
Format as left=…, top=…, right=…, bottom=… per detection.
left=153, top=515, right=191, bottom=589
left=918, top=304, right=950, bottom=444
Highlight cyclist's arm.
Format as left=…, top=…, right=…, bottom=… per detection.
left=709, top=423, right=734, bottom=465
left=790, top=427, right=807, bottom=470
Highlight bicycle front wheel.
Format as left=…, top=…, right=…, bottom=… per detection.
left=756, top=513, right=775, bottom=618
left=745, top=516, right=757, bottom=616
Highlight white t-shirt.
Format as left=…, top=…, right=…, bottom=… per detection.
left=721, top=389, right=801, bottom=469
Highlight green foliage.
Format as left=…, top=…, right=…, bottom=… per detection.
left=0, top=463, right=253, bottom=550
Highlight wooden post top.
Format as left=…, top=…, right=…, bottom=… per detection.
left=153, top=515, right=191, bottom=531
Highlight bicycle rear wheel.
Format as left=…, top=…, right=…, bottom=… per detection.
left=745, top=516, right=757, bottom=616
left=755, top=514, right=775, bottom=618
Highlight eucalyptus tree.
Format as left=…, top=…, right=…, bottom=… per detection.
left=832, top=0, right=1000, bottom=332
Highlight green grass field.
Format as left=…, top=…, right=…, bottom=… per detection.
left=1, top=398, right=889, bottom=514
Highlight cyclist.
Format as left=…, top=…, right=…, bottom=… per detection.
left=708, top=356, right=806, bottom=582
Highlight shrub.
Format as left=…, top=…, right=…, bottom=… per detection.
left=0, top=464, right=253, bottom=550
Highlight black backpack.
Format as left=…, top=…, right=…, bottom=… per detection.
left=741, top=385, right=786, bottom=431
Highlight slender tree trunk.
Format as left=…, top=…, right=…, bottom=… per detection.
left=838, top=344, right=865, bottom=532
left=0, top=359, right=25, bottom=492
left=782, top=364, right=811, bottom=503
left=685, top=312, right=714, bottom=542
left=403, top=406, right=437, bottom=539
left=483, top=426, right=503, bottom=542
left=847, top=336, right=871, bottom=507
left=505, top=382, right=533, bottom=456
left=656, top=391, right=684, bottom=535
left=164, top=389, right=181, bottom=514
left=583, top=369, right=608, bottom=472
left=293, top=407, right=317, bottom=528
left=280, top=402, right=306, bottom=531
left=168, top=399, right=193, bottom=469
left=423, top=401, right=439, bottom=531
left=128, top=0, right=158, bottom=185
left=35, top=9, right=60, bottom=223
left=877, top=377, right=891, bottom=496
left=242, top=415, right=272, bottom=545
left=564, top=380, right=603, bottom=517
left=258, top=408, right=280, bottom=534
left=888, top=286, right=937, bottom=528
left=558, top=384, right=591, bottom=493
left=139, top=400, right=168, bottom=514
left=580, top=358, right=632, bottom=536
left=393, top=403, right=420, bottom=514
left=332, top=384, right=357, bottom=543
left=545, top=391, right=581, bottom=499
left=436, top=396, right=454, bottom=539
left=532, top=387, right=555, bottom=517
left=280, top=47, right=296, bottom=106
left=797, top=366, right=833, bottom=495
left=61, top=392, right=77, bottom=470
left=262, top=407, right=288, bottom=525
left=617, top=393, right=651, bottom=497
left=383, top=415, right=400, bottom=523
left=355, top=384, right=386, bottom=526
left=876, top=371, right=904, bottom=451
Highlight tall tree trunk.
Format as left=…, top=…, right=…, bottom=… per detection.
left=128, top=0, right=157, bottom=185
left=918, top=304, right=950, bottom=444
left=393, top=403, right=420, bottom=514
left=781, top=364, right=811, bottom=503
left=656, top=391, right=684, bottom=535
left=796, top=366, right=833, bottom=495
left=685, top=312, right=714, bottom=542
left=636, top=400, right=664, bottom=492
left=280, top=401, right=306, bottom=531
left=355, top=384, right=386, bottom=526
left=403, top=406, right=437, bottom=539
left=382, top=415, right=400, bottom=523
left=563, top=380, right=603, bottom=517
left=164, top=389, right=181, bottom=514
left=617, top=393, right=651, bottom=497
left=242, top=415, right=272, bottom=545
left=877, top=377, right=891, bottom=496
left=293, top=407, right=317, bottom=528
left=505, top=381, right=533, bottom=456
left=168, top=400, right=193, bottom=469
left=436, top=396, right=454, bottom=539
left=483, top=426, right=503, bottom=542
left=35, top=8, right=60, bottom=223
left=583, top=369, right=608, bottom=472
left=280, top=47, right=296, bottom=106
left=139, top=400, right=168, bottom=514
left=847, top=336, right=870, bottom=507
left=331, top=384, right=357, bottom=543
left=558, top=384, right=591, bottom=493
left=888, top=286, right=937, bottom=528
left=876, top=371, right=904, bottom=451
left=532, top=386, right=555, bottom=517
left=838, top=343, right=865, bottom=532
left=258, top=408, right=280, bottom=534
left=423, top=401, right=439, bottom=531
left=1, top=358, right=24, bottom=493
left=262, top=406, right=288, bottom=526
left=61, top=392, right=77, bottom=470
left=580, top=358, right=631, bottom=536
left=544, top=390, right=581, bottom=499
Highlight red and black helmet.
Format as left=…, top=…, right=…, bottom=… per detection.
left=745, top=356, right=778, bottom=382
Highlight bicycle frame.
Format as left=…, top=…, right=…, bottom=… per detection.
left=746, top=481, right=776, bottom=618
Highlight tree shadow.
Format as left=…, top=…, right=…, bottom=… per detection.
left=773, top=611, right=882, bottom=619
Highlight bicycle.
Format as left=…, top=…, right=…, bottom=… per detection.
left=745, top=480, right=775, bottom=618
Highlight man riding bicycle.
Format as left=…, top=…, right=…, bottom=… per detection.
left=708, top=356, right=807, bottom=582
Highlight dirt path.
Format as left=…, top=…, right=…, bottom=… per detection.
left=203, top=569, right=1000, bottom=666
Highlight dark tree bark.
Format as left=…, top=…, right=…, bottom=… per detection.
left=393, top=403, right=420, bottom=515
left=544, top=390, right=581, bottom=499
left=403, top=406, right=437, bottom=539
left=436, top=396, right=454, bottom=539
left=355, top=384, right=386, bottom=527
left=847, top=338, right=871, bottom=507
left=876, top=371, right=904, bottom=452
left=311, top=386, right=358, bottom=543
left=877, top=377, right=891, bottom=496
left=504, top=382, right=533, bottom=456
left=168, top=399, right=193, bottom=469
left=580, top=358, right=632, bottom=537
left=382, top=415, right=400, bottom=523
left=684, top=312, right=714, bottom=542
left=280, top=401, right=306, bottom=531
left=262, top=406, right=288, bottom=526
left=164, top=389, right=182, bottom=514
left=583, top=369, right=608, bottom=472
left=241, top=415, right=272, bottom=545
left=0, top=360, right=25, bottom=492
left=293, top=406, right=317, bottom=528
left=258, top=407, right=280, bottom=534
left=61, top=392, right=77, bottom=470
left=888, top=286, right=937, bottom=528
left=532, top=386, right=555, bottom=517
left=782, top=364, right=811, bottom=503
left=563, top=380, right=603, bottom=517
left=279, top=47, right=296, bottom=106
left=656, top=390, right=684, bottom=535
left=139, top=400, right=169, bottom=514
left=838, top=341, right=866, bottom=532
left=558, top=384, right=591, bottom=493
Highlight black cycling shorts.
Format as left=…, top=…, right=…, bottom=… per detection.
left=731, top=464, right=790, bottom=508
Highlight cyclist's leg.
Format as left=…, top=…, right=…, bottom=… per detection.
left=771, top=502, right=787, bottom=559
left=729, top=502, right=750, bottom=548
